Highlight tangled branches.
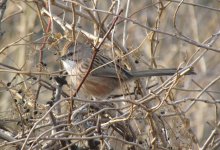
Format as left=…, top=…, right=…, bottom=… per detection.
left=1, top=0, right=220, bottom=149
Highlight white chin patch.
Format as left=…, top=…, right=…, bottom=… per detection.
left=62, top=60, right=76, bottom=75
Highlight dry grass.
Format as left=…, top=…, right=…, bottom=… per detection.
left=0, top=0, right=220, bottom=149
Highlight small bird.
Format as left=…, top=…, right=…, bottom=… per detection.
left=60, top=41, right=194, bottom=99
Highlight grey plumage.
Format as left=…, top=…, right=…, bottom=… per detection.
left=60, top=42, right=195, bottom=98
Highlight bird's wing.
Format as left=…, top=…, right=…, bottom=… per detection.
left=81, top=54, right=130, bottom=79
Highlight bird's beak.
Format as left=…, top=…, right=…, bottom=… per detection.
left=57, top=55, right=65, bottom=61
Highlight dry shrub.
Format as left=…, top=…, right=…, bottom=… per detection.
left=0, top=0, right=220, bottom=149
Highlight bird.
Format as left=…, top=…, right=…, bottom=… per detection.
left=60, top=41, right=195, bottom=99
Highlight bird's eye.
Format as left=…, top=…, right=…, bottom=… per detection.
left=68, top=52, right=73, bottom=56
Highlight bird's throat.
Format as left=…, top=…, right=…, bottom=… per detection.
left=61, top=60, right=76, bottom=75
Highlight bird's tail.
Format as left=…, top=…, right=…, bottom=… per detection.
left=129, top=68, right=195, bottom=78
